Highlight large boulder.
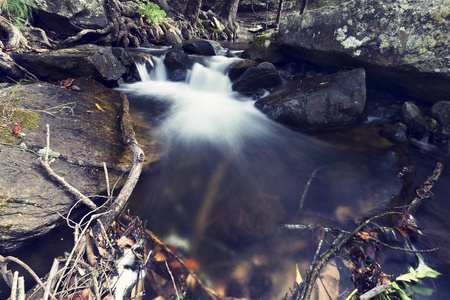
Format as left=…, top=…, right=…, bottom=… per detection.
left=232, top=61, right=282, bottom=93
left=33, top=0, right=108, bottom=38
left=0, top=79, right=160, bottom=251
left=182, top=38, right=224, bottom=55
left=255, top=68, right=366, bottom=130
left=278, top=0, right=450, bottom=102
left=10, top=45, right=133, bottom=85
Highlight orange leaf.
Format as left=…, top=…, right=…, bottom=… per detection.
left=358, top=232, right=371, bottom=240
left=13, top=122, right=21, bottom=134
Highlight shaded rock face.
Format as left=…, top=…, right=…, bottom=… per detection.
left=255, top=68, right=366, bottom=130
left=231, top=61, right=282, bottom=93
left=0, top=79, right=125, bottom=251
left=10, top=45, right=133, bottom=85
left=182, top=38, right=224, bottom=55
left=241, top=33, right=285, bottom=63
left=278, top=0, right=450, bottom=102
left=33, top=0, right=108, bottom=38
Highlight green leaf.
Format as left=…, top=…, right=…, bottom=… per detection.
left=405, top=285, right=435, bottom=296
left=392, top=282, right=412, bottom=300
left=396, top=272, right=419, bottom=283
left=416, top=265, right=441, bottom=279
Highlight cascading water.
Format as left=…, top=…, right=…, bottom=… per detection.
left=117, top=51, right=406, bottom=298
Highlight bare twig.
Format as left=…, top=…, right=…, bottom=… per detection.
left=360, top=283, right=394, bottom=300
left=0, top=255, right=49, bottom=297
left=165, top=261, right=181, bottom=300
left=45, top=123, right=50, bottom=162
left=10, top=271, right=19, bottom=300
left=17, top=276, right=25, bottom=300
left=43, top=259, right=60, bottom=300
left=299, top=166, right=322, bottom=213
left=377, top=240, right=440, bottom=253
left=103, top=162, right=111, bottom=197
left=38, top=156, right=97, bottom=209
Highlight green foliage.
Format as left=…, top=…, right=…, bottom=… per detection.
left=136, top=0, right=167, bottom=25
left=385, top=254, right=441, bottom=300
left=0, top=0, right=36, bottom=25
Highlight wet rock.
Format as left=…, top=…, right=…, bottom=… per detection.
left=0, top=79, right=160, bottom=251
left=11, top=45, right=132, bottom=85
left=278, top=0, right=450, bottom=102
left=228, top=59, right=258, bottom=81
left=241, top=33, right=285, bottom=63
left=232, top=61, right=282, bottom=93
left=182, top=38, right=224, bottom=55
left=164, top=49, right=194, bottom=81
left=380, top=122, right=408, bottom=143
left=401, top=102, right=430, bottom=141
left=33, top=0, right=108, bottom=38
left=255, top=68, right=366, bottom=130
left=430, top=101, right=450, bottom=140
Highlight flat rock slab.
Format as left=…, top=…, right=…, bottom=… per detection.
left=0, top=79, right=159, bottom=251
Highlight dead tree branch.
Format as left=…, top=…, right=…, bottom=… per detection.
left=294, top=211, right=401, bottom=300
left=38, top=156, right=98, bottom=210
left=91, top=93, right=145, bottom=248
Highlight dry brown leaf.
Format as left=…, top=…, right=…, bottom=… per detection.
left=117, top=235, right=135, bottom=248
left=310, top=259, right=340, bottom=300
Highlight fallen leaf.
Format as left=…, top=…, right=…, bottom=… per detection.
left=95, top=103, right=105, bottom=111
left=117, top=236, right=135, bottom=248
left=295, top=263, right=303, bottom=285
left=13, top=122, right=21, bottom=134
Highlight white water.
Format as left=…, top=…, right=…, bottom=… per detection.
left=118, top=55, right=280, bottom=152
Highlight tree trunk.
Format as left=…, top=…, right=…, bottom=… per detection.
left=220, top=0, right=240, bottom=40
left=300, top=0, right=308, bottom=14
left=185, top=0, right=202, bottom=26
left=276, top=0, right=284, bottom=27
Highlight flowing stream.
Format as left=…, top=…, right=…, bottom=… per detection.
left=115, top=50, right=429, bottom=298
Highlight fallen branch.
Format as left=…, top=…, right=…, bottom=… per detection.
left=91, top=93, right=145, bottom=248
left=38, top=123, right=98, bottom=210
left=38, top=156, right=98, bottom=210
left=0, top=255, right=48, bottom=297
left=360, top=283, right=394, bottom=300
left=294, top=211, right=401, bottom=300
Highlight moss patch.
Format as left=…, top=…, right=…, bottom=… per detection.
left=0, top=104, right=39, bottom=143
left=0, top=195, right=12, bottom=215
